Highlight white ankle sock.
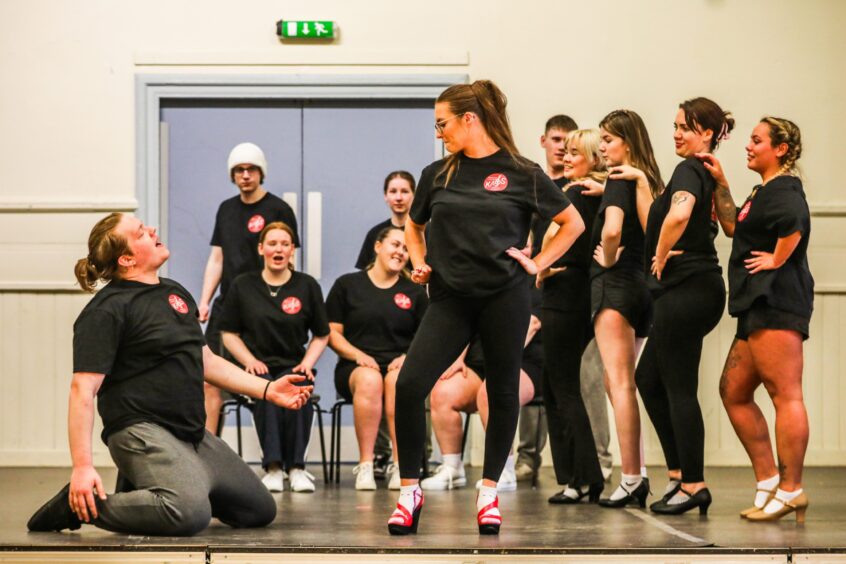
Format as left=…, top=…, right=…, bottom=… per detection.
left=442, top=453, right=463, bottom=471
left=477, top=485, right=498, bottom=512
left=504, top=454, right=516, bottom=474
left=640, top=466, right=648, bottom=478
left=398, top=484, right=421, bottom=513
left=609, top=473, right=642, bottom=501
left=763, top=488, right=803, bottom=514
left=755, top=473, right=780, bottom=508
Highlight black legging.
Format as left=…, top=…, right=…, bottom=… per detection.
left=395, top=282, right=530, bottom=481
left=542, top=273, right=603, bottom=488
left=635, top=271, right=725, bottom=483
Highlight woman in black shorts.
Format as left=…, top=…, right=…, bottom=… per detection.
left=390, top=80, right=584, bottom=535
left=635, top=98, right=733, bottom=515
left=327, top=226, right=427, bottom=491
left=591, top=109, right=664, bottom=509
left=537, top=128, right=607, bottom=504
left=698, top=117, right=812, bottom=522
left=220, top=221, right=330, bottom=494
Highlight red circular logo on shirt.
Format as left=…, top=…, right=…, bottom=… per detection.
left=247, top=214, right=266, bottom=233
left=483, top=173, right=509, bottom=192
left=168, top=294, right=189, bottom=314
left=737, top=200, right=752, bottom=222
left=281, top=296, right=302, bottom=315
left=394, top=293, right=412, bottom=310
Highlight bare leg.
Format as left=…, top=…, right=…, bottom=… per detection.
left=384, top=369, right=401, bottom=464
left=204, top=383, right=223, bottom=434
left=430, top=371, right=482, bottom=457
left=349, top=367, right=385, bottom=463
left=477, top=369, right=534, bottom=429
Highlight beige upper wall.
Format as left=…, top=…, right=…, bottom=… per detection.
left=0, top=0, right=843, bottom=284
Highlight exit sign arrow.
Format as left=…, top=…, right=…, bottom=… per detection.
left=276, top=20, right=336, bottom=39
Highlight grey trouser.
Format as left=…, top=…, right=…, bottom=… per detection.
left=581, top=339, right=613, bottom=472
left=95, top=422, right=276, bottom=536
left=516, top=406, right=548, bottom=469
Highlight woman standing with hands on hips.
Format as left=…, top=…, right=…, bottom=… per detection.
left=591, top=109, right=663, bottom=509
left=389, top=80, right=585, bottom=536
left=219, top=221, right=330, bottom=495
left=635, top=98, right=733, bottom=515
left=698, top=117, right=812, bottom=522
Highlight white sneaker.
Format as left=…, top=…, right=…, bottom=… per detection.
left=353, top=462, right=377, bottom=491
left=475, top=468, right=517, bottom=492
left=261, top=469, right=285, bottom=492
left=288, top=468, right=316, bottom=493
left=420, top=464, right=466, bottom=490
left=387, top=463, right=401, bottom=491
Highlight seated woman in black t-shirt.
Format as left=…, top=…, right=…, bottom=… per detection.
left=220, top=222, right=330, bottom=494
left=27, top=212, right=311, bottom=536
left=591, top=110, right=664, bottom=509
left=326, top=227, right=428, bottom=491
left=635, top=98, right=733, bottom=516
left=420, top=277, right=542, bottom=492
left=698, top=117, right=813, bottom=523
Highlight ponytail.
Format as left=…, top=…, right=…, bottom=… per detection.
left=75, top=212, right=130, bottom=292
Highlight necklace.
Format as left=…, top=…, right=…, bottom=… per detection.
left=266, top=283, right=281, bottom=297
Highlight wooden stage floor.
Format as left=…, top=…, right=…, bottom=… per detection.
left=2, top=466, right=845, bottom=561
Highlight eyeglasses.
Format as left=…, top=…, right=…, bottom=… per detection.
left=434, top=113, right=465, bottom=134
left=233, top=165, right=260, bottom=175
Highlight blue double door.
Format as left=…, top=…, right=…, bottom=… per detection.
left=161, top=99, right=436, bottom=403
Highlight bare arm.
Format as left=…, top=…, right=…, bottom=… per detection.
left=745, top=231, right=803, bottom=274
left=198, top=246, right=223, bottom=321
left=524, top=314, right=541, bottom=348
left=600, top=207, right=624, bottom=266
left=508, top=205, right=584, bottom=274
left=293, top=334, right=329, bottom=379
left=696, top=153, right=737, bottom=237
left=652, top=191, right=695, bottom=280
left=328, top=322, right=378, bottom=368
left=220, top=331, right=268, bottom=375
left=202, top=346, right=311, bottom=409
left=68, top=372, right=107, bottom=522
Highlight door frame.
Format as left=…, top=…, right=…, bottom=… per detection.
left=135, top=73, right=467, bottom=228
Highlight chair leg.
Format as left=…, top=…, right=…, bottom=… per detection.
left=334, top=404, right=343, bottom=484
left=314, top=403, right=328, bottom=484
left=235, top=403, right=243, bottom=458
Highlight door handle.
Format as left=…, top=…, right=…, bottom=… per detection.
left=306, top=191, right=322, bottom=280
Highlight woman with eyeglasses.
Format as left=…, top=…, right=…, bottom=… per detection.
left=591, top=109, right=663, bottom=509
left=388, top=79, right=585, bottom=536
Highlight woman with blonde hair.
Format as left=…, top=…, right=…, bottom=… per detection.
left=389, top=79, right=585, bottom=535
left=699, top=117, right=812, bottom=522
left=539, top=129, right=608, bottom=504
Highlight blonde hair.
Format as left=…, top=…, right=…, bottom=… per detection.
left=258, top=222, right=296, bottom=271
left=74, top=212, right=131, bottom=293
left=566, top=129, right=608, bottom=185
left=761, top=116, right=802, bottom=176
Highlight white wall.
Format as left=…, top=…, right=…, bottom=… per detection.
left=1, top=0, right=844, bottom=466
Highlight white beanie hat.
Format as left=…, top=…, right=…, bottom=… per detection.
left=228, top=142, right=267, bottom=179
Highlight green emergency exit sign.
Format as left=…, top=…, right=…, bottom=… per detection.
left=276, top=20, right=335, bottom=39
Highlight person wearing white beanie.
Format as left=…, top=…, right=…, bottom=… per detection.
left=199, top=142, right=300, bottom=441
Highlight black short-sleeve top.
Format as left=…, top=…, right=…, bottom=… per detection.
left=219, top=271, right=330, bottom=370
left=644, top=158, right=721, bottom=291
left=210, top=192, right=300, bottom=298
left=542, top=181, right=602, bottom=311
left=326, top=271, right=428, bottom=365
left=72, top=278, right=206, bottom=445
left=728, top=175, right=814, bottom=318
left=410, top=150, right=571, bottom=298
left=590, top=178, right=644, bottom=279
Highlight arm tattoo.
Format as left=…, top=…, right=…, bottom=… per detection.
left=713, top=185, right=737, bottom=224
left=672, top=192, right=690, bottom=205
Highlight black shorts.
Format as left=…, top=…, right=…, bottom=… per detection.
left=334, top=360, right=391, bottom=402
left=735, top=301, right=810, bottom=341
left=591, top=271, right=653, bottom=338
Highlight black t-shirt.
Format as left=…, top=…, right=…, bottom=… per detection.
left=529, top=177, right=568, bottom=258
left=410, top=151, right=571, bottom=298
left=73, top=278, right=206, bottom=445
left=645, top=158, right=721, bottom=292
left=326, top=271, right=428, bottom=365
left=210, top=192, right=300, bottom=299
left=541, top=180, right=601, bottom=311
left=355, top=219, right=398, bottom=270
left=728, top=175, right=814, bottom=317
left=590, top=178, right=645, bottom=279
left=465, top=276, right=543, bottom=369
left=219, top=271, right=330, bottom=370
